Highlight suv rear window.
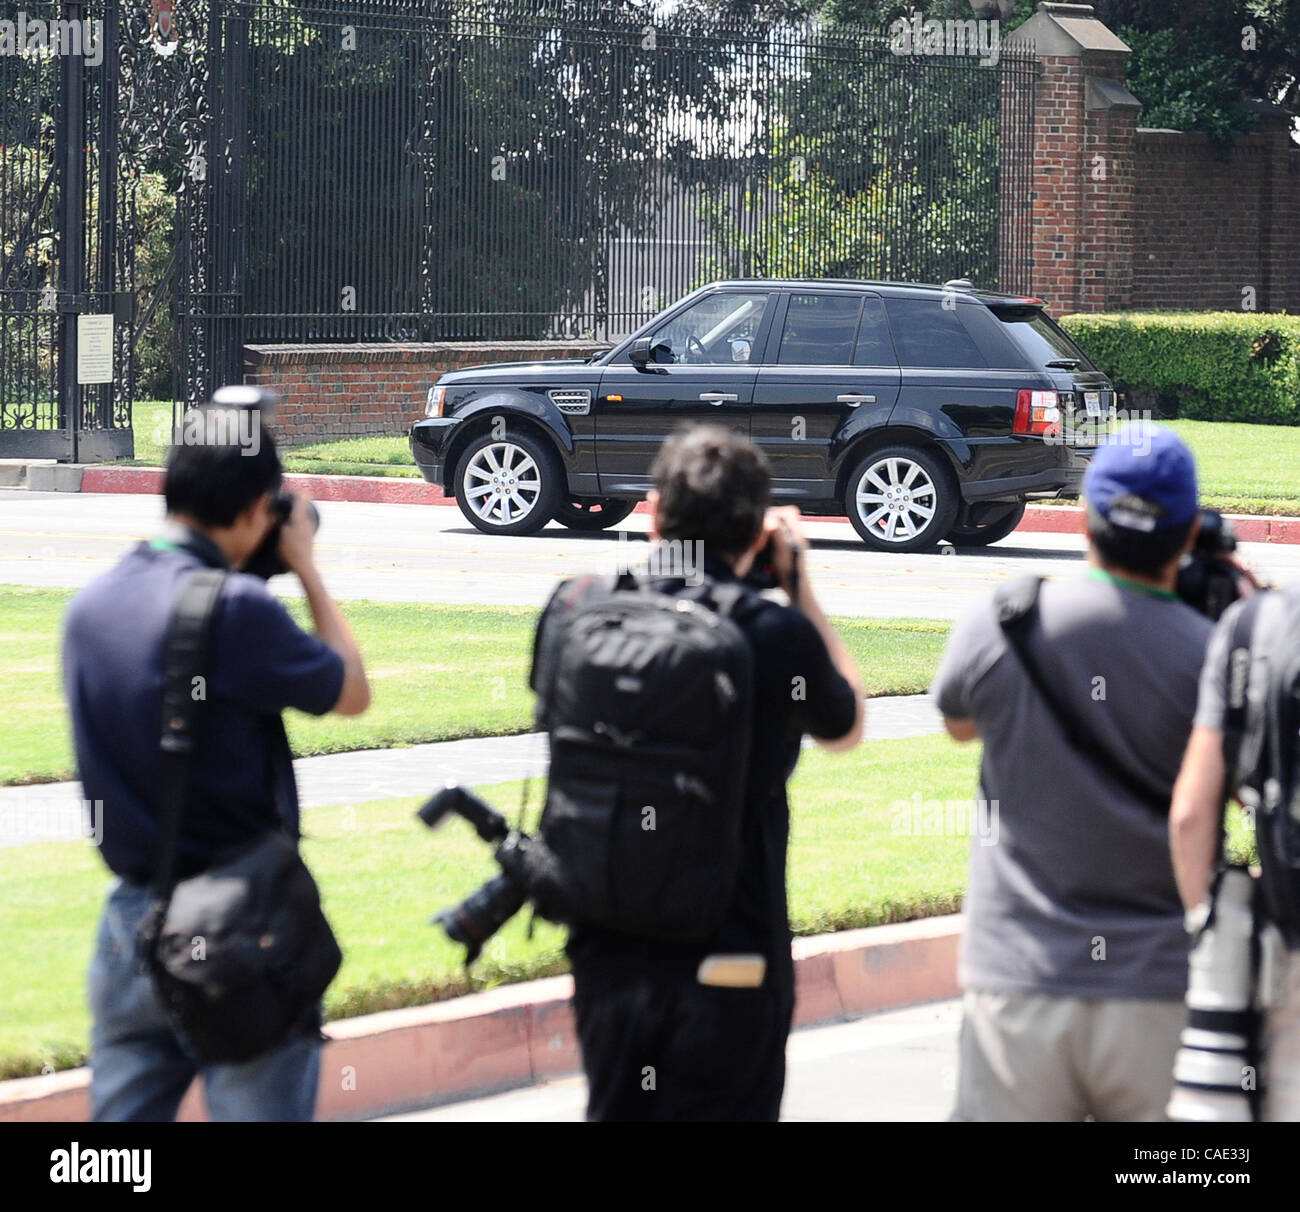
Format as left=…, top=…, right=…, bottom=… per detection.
left=990, top=306, right=1097, bottom=370
left=885, top=297, right=989, bottom=368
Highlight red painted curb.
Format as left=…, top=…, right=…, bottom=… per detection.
left=61, top=467, right=1300, bottom=545
left=0, top=915, right=963, bottom=1122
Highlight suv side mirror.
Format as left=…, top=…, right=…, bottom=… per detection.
left=629, top=337, right=653, bottom=367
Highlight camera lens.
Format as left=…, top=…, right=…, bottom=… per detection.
left=434, top=873, right=527, bottom=964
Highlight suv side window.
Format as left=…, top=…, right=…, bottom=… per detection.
left=646, top=292, right=769, bottom=365
left=776, top=294, right=863, bottom=365
left=884, top=297, right=988, bottom=369
left=853, top=296, right=896, bottom=366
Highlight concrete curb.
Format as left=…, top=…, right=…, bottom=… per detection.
left=0, top=914, right=962, bottom=1122
left=32, top=466, right=1300, bottom=544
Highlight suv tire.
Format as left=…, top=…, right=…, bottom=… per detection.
left=553, top=497, right=637, bottom=531
left=844, top=444, right=959, bottom=553
left=945, top=500, right=1026, bottom=547
left=453, top=429, right=561, bottom=536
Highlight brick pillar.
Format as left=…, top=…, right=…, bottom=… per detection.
left=1257, top=109, right=1297, bottom=312
left=1005, top=4, right=1139, bottom=314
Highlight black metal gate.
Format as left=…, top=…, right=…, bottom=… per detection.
left=172, top=0, right=1037, bottom=409
left=0, top=1, right=143, bottom=461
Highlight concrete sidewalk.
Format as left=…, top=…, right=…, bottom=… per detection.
left=0, top=694, right=943, bottom=848
left=378, top=998, right=962, bottom=1122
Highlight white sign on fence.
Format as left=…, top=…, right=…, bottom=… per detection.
left=76, top=314, right=114, bottom=385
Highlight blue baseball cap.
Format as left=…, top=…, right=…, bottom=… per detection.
left=1083, top=423, right=1198, bottom=532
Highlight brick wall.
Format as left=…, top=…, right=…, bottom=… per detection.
left=1130, top=122, right=1300, bottom=313
left=243, top=341, right=608, bottom=446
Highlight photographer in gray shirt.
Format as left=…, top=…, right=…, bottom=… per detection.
left=933, top=425, right=1212, bottom=1120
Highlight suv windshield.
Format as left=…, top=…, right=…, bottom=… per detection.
left=991, top=306, right=1096, bottom=369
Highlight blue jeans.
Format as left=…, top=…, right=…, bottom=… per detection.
left=88, top=877, right=321, bottom=1122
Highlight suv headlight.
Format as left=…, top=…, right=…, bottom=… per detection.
left=426, top=385, right=446, bottom=418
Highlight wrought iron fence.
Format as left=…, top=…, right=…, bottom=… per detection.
left=0, top=0, right=138, bottom=459
left=174, top=0, right=1037, bottom=404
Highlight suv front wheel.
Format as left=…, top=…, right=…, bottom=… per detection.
left=844, top=445, right=959, bottom=553
left=453, top=429, right=561, bottom=536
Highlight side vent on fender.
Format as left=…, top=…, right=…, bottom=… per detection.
left=548, top=389, right=591, bottom=416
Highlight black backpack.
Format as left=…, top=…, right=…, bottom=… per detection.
left=1223, top=586, right=1300, bottom=939
left=527, top=570, right=755, bottom=939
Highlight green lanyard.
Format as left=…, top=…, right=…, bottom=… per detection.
left=1086, top=567, right=1179, bottom=602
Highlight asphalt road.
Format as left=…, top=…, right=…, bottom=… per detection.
left=6, top=490, right=1300, bottom=617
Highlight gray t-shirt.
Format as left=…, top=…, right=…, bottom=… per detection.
left=934, top=572, right=1213, bottom=1000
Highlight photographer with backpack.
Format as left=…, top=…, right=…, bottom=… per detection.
left=1171, top=584, right=1300, bottom=1120
left=530, top=424, right=863, bottom=1121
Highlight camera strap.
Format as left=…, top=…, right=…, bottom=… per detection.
left=995, top=576, right=1171, bottom=815
left=151, top=567, right=228, bottom=896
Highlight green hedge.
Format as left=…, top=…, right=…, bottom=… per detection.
left=1059, top=312, right=1300, bottom=425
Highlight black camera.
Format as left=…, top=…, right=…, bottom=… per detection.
left=243, top=490, right=319, bottom=580
left=417, top=785, right=565, bottom=964
left=1175, top=509, right=1249, bottom=621
left=742, top=521, right=801, bottom=597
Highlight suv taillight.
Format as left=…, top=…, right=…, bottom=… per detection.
left=1014, top=389, right=1061, bottom=437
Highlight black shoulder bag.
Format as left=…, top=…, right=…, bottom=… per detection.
left=994, top=575, right=1172, bottom=814
left=139, top=568, right=342, bottom=1065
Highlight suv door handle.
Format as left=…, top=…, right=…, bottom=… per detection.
left=699, top=392, right=739, bottom=405
left=837, top=394, right=877, bottom=406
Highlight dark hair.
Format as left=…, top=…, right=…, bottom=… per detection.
left=650, top=424, right=769, bottom=558
left=163, top=408, right=282, bottom=527
left=1086, top=500, right=1194, bottom=578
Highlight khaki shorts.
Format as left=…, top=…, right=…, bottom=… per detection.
left=954, top=989, right=1184, bottom=1122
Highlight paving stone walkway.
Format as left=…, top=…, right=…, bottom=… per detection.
left=0, top=694, right=943, bottom=847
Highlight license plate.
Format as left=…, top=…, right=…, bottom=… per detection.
left=1084, top=391, right=1101, bottom=417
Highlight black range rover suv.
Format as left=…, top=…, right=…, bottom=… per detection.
left=409, top=279, right=1113, bottom=552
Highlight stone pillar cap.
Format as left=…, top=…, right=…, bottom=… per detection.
left=1005, top=3, right=1132, bottom=56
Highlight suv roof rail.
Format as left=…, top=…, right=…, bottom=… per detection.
left=943, top=277, right=975, bottom=292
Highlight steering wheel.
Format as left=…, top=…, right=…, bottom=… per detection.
left=686, top=335, right=707, bottom=363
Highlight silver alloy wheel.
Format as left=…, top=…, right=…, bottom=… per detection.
left=853, top=454, right=938, bottom=544
left=462, top=441, right=543, bottom=526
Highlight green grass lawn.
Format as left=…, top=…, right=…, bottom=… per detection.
left=1165, top=420, right=1300, bottom=517
left=0, top=731, right=980, bottom=1077
left=0, top=584, right=950, bottom=785
left=283, top=435, right=421, bottom=479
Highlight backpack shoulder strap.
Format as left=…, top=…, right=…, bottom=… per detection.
left=152, top=568, right=226, bottom=894
left=994, top=575, right=1170, bottom=814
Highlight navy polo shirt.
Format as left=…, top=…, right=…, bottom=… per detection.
left=62, top=532, right=345, bottom=885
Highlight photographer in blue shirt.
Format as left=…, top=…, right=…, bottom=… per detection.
left=63, top=410, right=369, bottom=1121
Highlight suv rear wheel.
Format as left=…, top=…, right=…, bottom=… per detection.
left=945, top=499, right=1026, bottom=547
left=553, top=497, right=637, bottom=531
left=845, top=445, right=959, bottom=553
left=453, top=430, right=561, bottom=536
